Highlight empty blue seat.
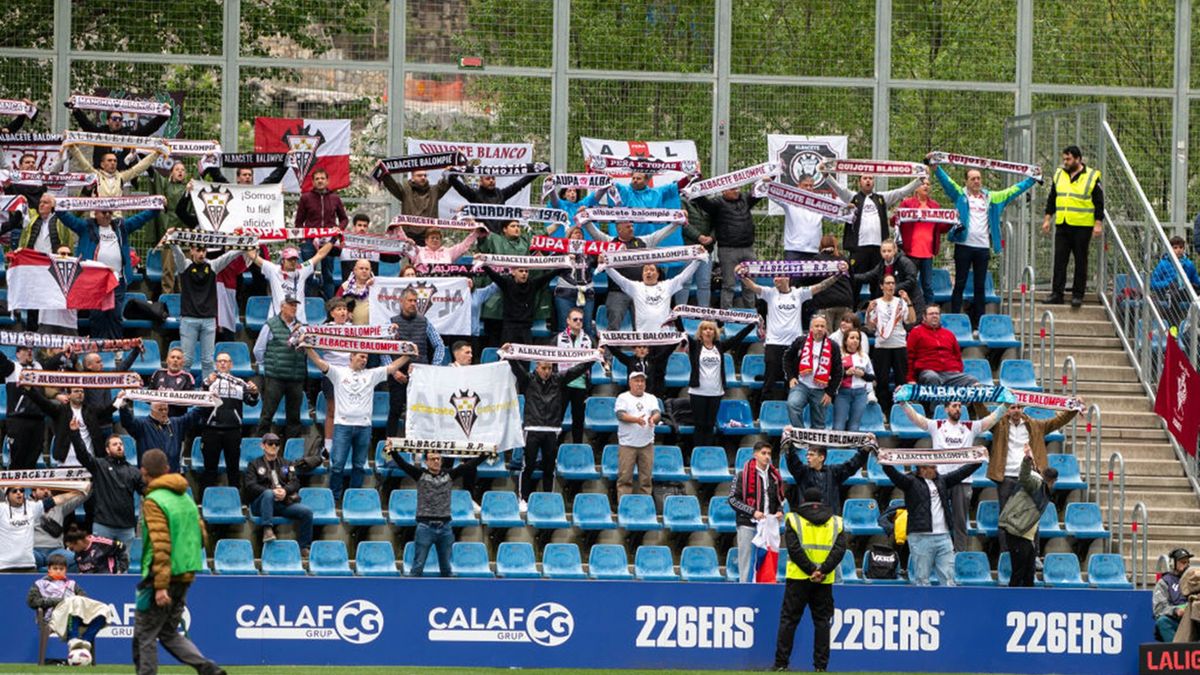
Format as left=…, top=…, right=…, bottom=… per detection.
left=201, top=487, right=245, bottom=525
left=962, top=358, right=994, bottom=385
left=618, top=494, right=661, bottom=531
left=355, top=541, right=399, bottom=576
left=131, top=340, right=162, bottom=377
left=707, top=496, right=737, bottom=533
left=970, top=461, right=996, bottom=488
left=387, top=488, right=417, bottom=527
left=888, top=405, right=928, bottom=439
left=759, top=400, right=790, bottom=436
left=997, top=552, right=1014, bottom=586
left=402, top=541, right=442, bottom=576
left=572, top=493, right=616, bottom=530
left=480, top=347, right=500, bottom=364
left=942, top=313, right=981, bottom=348
left=127, top=539, right=143, bottom=575
left=213, top=539, right=257, bottom=575
left=717, top=399, right=759, bottom=435
left=305, top=297, right=326, bottom=323
left=588, top=544, right=633, bottom=580
left=341, top=488, right=386, bottom=526
left=663, top=495, right=705, bottom=532
left=451, top=542, right=494, bottom=578
left=955, top=551, right=995, bottom=586
left=836, top=553, right=863, bottom=585
left=999, top=359, right=1040, bottom=391
left=261, top=540, right=305, bottom=576
left=972, top=500, right=1000, bottom=537
left=214, top=341, right=254, bottom=378
left=557, top=443, right=600, bottom=481
left=245, top=296, right=271, bottom=334
left=600, top=444, right=622, bottom=481
left=450, top=490, right=477, bottom=527
left=865, top=453, right=893, bottom=487
left=931, top=268, right=953, bottom=303
left=680, top=546, right=724, bottom=582
left=635, top=545, right=678, bottom=581
left=584, top=397, right=617, bottom=433
left=725, top=548, right=741, bottom=582
left=740, top=353, right=766, bottom=391
left=979, top=315, right=1021, bottom=350
left=664, top=351, right=691, bottom=388
left=1087, top=553, right=1133, bottom=589
left=526, top=492, right=570, bottom=530
left=480, top=491, right=524, bottom=529
left=309, top=540, right=352, bottom=576
left=653, top=445, right=688, bottom=482
left=1039, top=502, right=1067, bottom=538
left=1043, top=552, right=1088, bottom=588
left=1046, top=454, right=1087, bottom=491
left=859, top=401, right=891, bottom=438
left=144, top=248, right=162, bottom=284
left=690, top=446, right=730, bottom=483
left=298, top=487, right=340, bottom=526
left=1064, top=502, right=1110, bottom=539
left=496, top=542, right=540, bottom=579
left=843, top=499, right=884, bottom=536
left=542, top=543, right=587, bottom=579
left=722, top=353, right=742, bottom=390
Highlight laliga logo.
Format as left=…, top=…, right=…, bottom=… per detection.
left=427, top=602, right=574, bottom=647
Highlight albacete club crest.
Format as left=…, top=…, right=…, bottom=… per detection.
left=780, top=141, right=838, bottom=189
left=450, top=390, right=481, bottom=437
left=48, top=257, right=82, bottom=296
left=403, top=281, right=438, bottom=316
left=198, top=185, right=233, bottom=230
left=282, top=124, right=326, bottom=185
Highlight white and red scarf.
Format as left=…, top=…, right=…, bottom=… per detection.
left=873, top=297, right=907, bottom=341
left=797, top=335, right=833, bottom=385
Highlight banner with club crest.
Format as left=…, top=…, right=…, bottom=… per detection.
left=188, top=182, right=285, bottom=232
left=367, top=276, right=471, bottom=336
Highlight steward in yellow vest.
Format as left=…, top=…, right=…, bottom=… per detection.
left=1042, top=145, right=1105, bottom=308
left=773, top=487, right=849, bottom=673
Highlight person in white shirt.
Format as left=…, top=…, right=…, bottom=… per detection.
left=315, top=298, right=354, bottom=456
left=900, top=400, right=1006, bottom=552
left=825, top=172, right=923, bottom=300
left=247, top=242, right=333, bottom=323
left=780, top=175, right=830, bottom=263
left=740, top=265, right=845, bottom=408
left=831, top=329, right=875, bottom=432
left=681, top=318, right=756, bottom=446
left=879, top=457, right=981, bottom=587
left=305, top=348, right=410, bottom=504
left=604, top=260, right=701, bottom=332
left=865, top=275, right=916, bottom=416
left=613, top=371, right=661, bottom=498
left=0, top=485, right=87, bottom=572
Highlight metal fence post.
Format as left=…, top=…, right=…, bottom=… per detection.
left=550, top=0, right=570, bottom=173
left=221, top=0, right=240, bottom=154
left=1171, top=0, right=1192, bottom=230
left=51, top=0, right=71, bottom=130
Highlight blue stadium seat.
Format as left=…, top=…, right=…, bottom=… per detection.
left=717, top=399, right=759, bottom=435
left=341, top=488, right=386, bottom=526
left=722, top=353, right=742, bottom=390
left=690, top=446, right=730, bottom=483
left=159, top=294, right=181, bottom=331
left=839, top=553, right=863, bottom=585
left=680, top=546, right=724, bottom=582
left=261, top=540, right=305, bottom=576
left=480, top=490, right=524, bottom=529
left=309, top=540, right=352, bottom=576
left=245, top=296, right=271, bottom=334
left=281, top=438, right=316, bottom=475
left=145, top=248, right=162, bottom=284
left=600, top=445, right=622, bottom=481
left=128, top=341, right=163, bottom=378
left=542, top=543, right=587, bottom=580
left=1064, top=502, right=1109, bottom=539
left=979, top=315, right=1021, bottom=351
left=572, top=493, right=616, bottom=530
left=1039, top=502, right=1067, bottom=538
left=999, top=359, right=1040, bottom=391
left=942, top=313, right=981, bottom=348
left=214, top=341, right=254, bottom=379
left=555, top=443, right=599, bottom=481
left=997, top=552, right=1013, bottom=586
left=888, top=404, right=927, bottom=439
left=213, top=539, right=257, bottom=575
left=402, top=541, right=442, bottom=577
left=759, top=400, right=790, bottom=437
left=589, top=544, right=633, bottom=580
left=1024, top=407, right=1065, bottom=443
left=1046, top=453, right=1087, bottom=491
left=663, top=495, right=705, bottom=533
left=618, top=494, right=661, bottom=531
left=827, top=448, right=867, bottom=486
left=1087, top=553, right=1134, bottom=589
left=200, top=487, right=245, bottom=525
left=962, top=358, right=994, bottom=386
left=722, top=310, right=760, bottom=343
left=526, top=492, right=570, bottom=531
left=971, top=500, right=1000, bottom=537
left=481, top=347, right=500, bottom=364
left=707, top=496, right=737, bottom=533
left=843, top=499, right=884, bottom=536
left=970, top=461, right=996, bottom=489
left=387, top=489, right=416, bottom=527
left=127, top=539, right=143, bottom=575
left=450, top=490, right=477, bottom=527
left=477, top=453, right=508, bottom=480
left=298, top=487, right=340, bottom=526
left=1043, top=552, right=1088, bottom=588
left=373, top=442, right=398, bottom=478
left=859, top=401, right=891, bottom=438
left=664, top=351, right=691, bottom=388
left=653, top=445, right=688, bottom=482
left=931, top=268, right=952, bottom=303
left=305, top=297, right=326, bottom=323
left=496, top=542, right=541, bottom=579
left=451, top=542, right=494, bottom=578
left=963, top=270, right=1001, bottom=305
left=955, top=551, right=995, bottom=586
left=584, top=396, right=617, bottom=433
left=355, top=541, right=399, bottom=576
left=741, top=353, right=765, bottom=390
left=865, top=454, right=898, bottom=488
left=635, top=545, right=678, bottom=581
left=239, top=438, right=264, bottom=473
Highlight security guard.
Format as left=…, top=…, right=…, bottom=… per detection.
left=773, top=487, right=849, bottom=673
left=1042, top=144, right=1105, bottom=308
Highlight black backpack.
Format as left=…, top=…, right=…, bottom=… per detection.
left=865, top=544, right=899, bottom=580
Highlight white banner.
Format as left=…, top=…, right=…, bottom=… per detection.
left=188, top=182, right=285, bottom=232
left=767, top=134, right=848, bottom=215
left=406, top=362, right=523, bottom=451
left=407, top=139, right=535, bottom=219
left=579, top=137, right=698, bottom=190
left=368, top=276, right=471, bottom=336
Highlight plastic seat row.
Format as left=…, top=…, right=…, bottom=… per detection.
left=840, top=550, right=1131, bottom=588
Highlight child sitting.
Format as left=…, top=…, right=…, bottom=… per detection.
left=26, top=553, right=116, bottom=659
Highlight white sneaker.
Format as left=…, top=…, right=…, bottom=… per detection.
left=472, top=500, right=482, bottom=515
left=519, top=499, right=528, bottom=514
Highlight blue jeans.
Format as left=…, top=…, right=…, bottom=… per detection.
left=33, top=547, right=76, bottom=572
left=330, top=424, right=371, bottom=502
left=908, top=532, right=956, bottom=586
left=693, top=252, right=712, bottom=307
left=951, top=244, right=990, bottom=328
left=90, top=281, right=126, bottom=340
left=554, top=290, right=595, bottom=337
left=411, top=520, right=454, bottom=577
left=251, top=490, right=314, bottom=549
left=91, top=523, right=134, bottom=568
left=1157, top=614, right=1181, bottom=642
left=787, top=381, right=828, bottom=428
left=179, top=317, right=217, bottom=382
left=832, top=386, right=868, bottom=431
left=913, top=256, right=935, bottom=307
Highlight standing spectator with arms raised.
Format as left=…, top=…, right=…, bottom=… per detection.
left=294, top=167, right=348, bottom=300
left=880, top=456, right=981, bottom=586
left=253, top=295, right=307, bottom=441
left=824, top=171, right=923, bottom=300
left=388, top=448, right=490, bottom=577
left=896, top=176, right=951, bottom=306
left=687, top=186, right=761, bottom=309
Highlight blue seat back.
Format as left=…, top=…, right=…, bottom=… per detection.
left=201, top=487, right=243, bottom=521
left=481, top=491, right=521, bottom=519
left=962, top=358, right=994, bottom=385
left=589, top=544, right=631, bottom=578
left=1043, top=552, right=1083, bottom=584
left=690, top=446, right=729, bottom=480
left=573, top=493, right=613, bottom=523
left=1065, top=502, right=1104, bottom=530
left=542, top=543, right=584, bottom=578
left=653, top=445, right=685, bottom=479
left=843, top=498, right=879, bottom=527
left=452, top=542, right=492, bottom=576
left=1087, top=553, right=1130, bottom=585
left=496, top=542, right=539, bottom=577
left=941, top=313, right=974, bottom=343
left=680, top=546, right=720, bottom=581
left=635, top=545, right=676, bottom=579
left=388, top=489, right=417, bottom=523
left=527, top=492, right=567, bottom=522
left=213, top=539, right=256, bottom=575
left=663, top=495, right=701, bottom=524
left=261, top=540, right=303, bottom=575
left=999, top=359, right=1038, bottom=389
left=976, top=500, right=999, bottom=530
left=618, top=493, right=658, bottom=525
left=954, top=551, right=992, bottom=583
left=309, top=541, right=351, bottom=576
left=342, top=488, right=383, bottom=519
left=355, top=541, right=399, bottom=576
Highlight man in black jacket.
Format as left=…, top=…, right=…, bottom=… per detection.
left=242, top=433, right=313, bottom=556
left=729, top=441, right=785, bottom=583
left=851, top=239, right=925, bottom=313
left=880, top=456, right=980, bottom=586
left=43, top=345, right=142, bottom=450
left=389, top=449, right=490, bottom=577
left=607, top=344, right=674, bottom=399
left=448, top=172, right=539, bottom=233
left=0, top=346, right=44, bottom=469
left=689, top=187, right=761, bottom=308
left=507, top=349, right=592, bottom=510
left=482, top=264, right=555, bottom=361
left=25, top=386, right=112, bottom=466
left=783, top=441, right=870, bottom=515
left=75, top=433, right=144, bottom=555
left=783, top=316, right=843, bottom=429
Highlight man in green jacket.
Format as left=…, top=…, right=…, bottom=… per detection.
left=998, top=448, right=1058, bottom=588
left=147, top=162, right=193, bottom=293
left=133, top=448, right=225, bottom=675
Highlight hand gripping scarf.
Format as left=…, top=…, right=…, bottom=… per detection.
left=0, top=468, right=91, bottom=492
left=497, top=344, right=604, bottom=364
left=541, top=173, right=614, bottom=200
left=782, top=426, right=878, bottom=449
left=0, top=99, right=36, bottom=118
left=1010, top=390, right=1085, bottom=412
left=62, top=130, right=169, bottom=154
left=371, top=152, right=467, bottom=181
left=0, top=331, right=141, bottom=354
left=680, top=162, right=780, bottom=200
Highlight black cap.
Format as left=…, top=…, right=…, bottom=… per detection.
left=1170, top=548, right=1193, bottom=562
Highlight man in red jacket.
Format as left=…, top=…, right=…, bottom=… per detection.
left=905, top=305, right=979, bottom=387
left=295, top=168, right=348, bottom=300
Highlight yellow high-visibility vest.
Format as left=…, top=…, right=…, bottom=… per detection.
left=1052, top=166, right=1101, bottom=227
left=784, top=512, right=843, bottom=584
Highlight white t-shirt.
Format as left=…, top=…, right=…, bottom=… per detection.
left=924, top=478, right=948, bottom=534
left=260, top=259, right=315, bottom=323
left=857, top=199, right=882, bottom=247
left=760, top=286, right=812, bottom=346
left=929, top=419, right=979, bottom=474
left=606, top=260, right=699, bottom=332
left=96, top=227, right=123, bottom=278
left=325, top=365, right=389, bottom=427
left=0, top=498, right=46, bottom=569
left=868, top=296, right=907, bottom=349
left=320, top=321, right=352, bottom=368
left=829, top=330, right=870, bottom=358
left=615, top=391, right=660, bottom=447
left=65, top=406, right=90, bottom=466
left=33, top=221, right=52, bottom=254
left=690, top=345, right=724, bottom=397
left=964, top=192, right=990, bottom=248
left=782, top=204, right=823, bottom=253
left=1004, top=421, right=1030, bottom=477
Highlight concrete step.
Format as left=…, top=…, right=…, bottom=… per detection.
left=1096, top=426, right=1171, bottom=441
left=1055, top=350, right=1133, bottom=368
left=1117, top=458, right=1187, bottom=477
left=1119, top=506, right=1199, bottom=526
left=1032, top=304, right=1110, bottom=322
left=1084, top=443, right=1175, bottom=462
left=1077, top=394, right=1152, bottom=413
left=1071, top=365, right=1141, bottom=383
left=1097, top=490, right=1197, bottom=509
left=1045, top=335, right=1124, bottom=349
left=1089, top=410, right=1163, bottom=427
left=1053, top=319, right=1121, bottom=337
left=1072, top=381, right=1145, bottom=395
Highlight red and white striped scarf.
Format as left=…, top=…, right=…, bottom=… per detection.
left=798, top=335, right=833, bottom=385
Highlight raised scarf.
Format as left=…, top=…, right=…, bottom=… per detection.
left=818, top=159, right=926, bottom=177
left=782, top=427, right=877, bottom=449
left=680, top=162, right=779, bottom=200
left=62, top=130, right=169, bottom=153
left=239, top=227, right=341, bottom=241
left=55, top=195, right=165, bottom=212
left=575, top=207, right=687, bottom=226
left=797, top=335, right=833, bottom=385
left=457, top=204, right=567, bottom=225
left=927, top=151, right=1042, bottom=179
left=893, top=383, right=1016, bottom=404
left=386, top=438, right=498, bottom=459
left=876, top=446, right=988, bottom=466
left=738, top=259, right=845, bottom=278
left=587, top=155, right=699, bottom=175
left=163, top=230, right=257, bottom=251
left=498, top=344, right=603, bottom=364
left=66, top=95, right=171, bottom=117
left=372, top=152, right=466, bottom=181
left=220, top=153, right=287, bottom=168
left=19, top=370, right=142, bottom=389
left=123, top=388, right=221, bottom=407
left=596, top=331, right=687, bottom=347
left=595, top=244, right=706, bottom=272
left=893, top=208, right=960, bottom=225
left=541, top=173, right=613, bottom=199
left=0, top=99, right=36, bottom=118
left=446, top=162, right=551, bottom=177
left=0, top=331, right=140, bottom=353
left=529, top=235, right=622, bottom=256
left=754, top=181, right=854, bottom=222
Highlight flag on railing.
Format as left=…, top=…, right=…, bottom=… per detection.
left=1155, top=334, right=1200, bottom=455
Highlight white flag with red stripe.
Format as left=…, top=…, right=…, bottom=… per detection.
left=253, top=117, right=351, bottom=193
left=6, top=249, right=117, bottom=310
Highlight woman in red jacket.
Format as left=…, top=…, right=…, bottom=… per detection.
left=896, top=177, right=953, bottom=309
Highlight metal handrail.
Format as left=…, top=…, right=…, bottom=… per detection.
left=1060, top=356, right=1079, bottom=454
left=1018, top=266, right=1035, bottom=357
left=1105, top=452, right=1126, bottom=556
left=1003, top=221, right=1016, bottom=316
left=1038, top=310, right=1056, bottom=390
left=1084, top=404, right=1102, bottom=501
left=1131, top=502, right=1150, bottom=589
